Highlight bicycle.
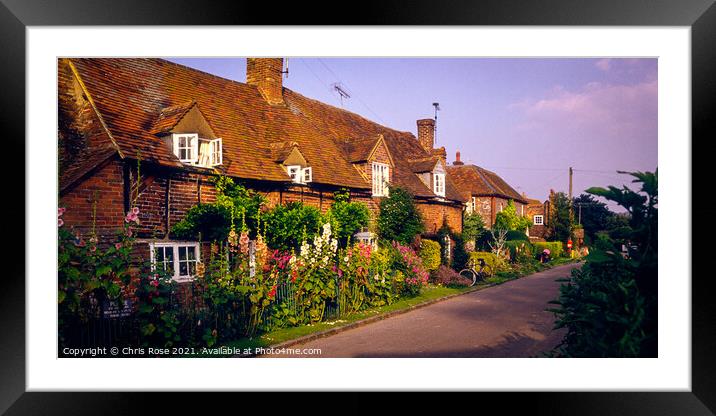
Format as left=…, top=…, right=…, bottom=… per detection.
left=458, top=258, right=492, bottom=287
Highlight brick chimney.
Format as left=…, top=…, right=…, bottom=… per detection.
left=246, top=58, right=285, bottom=106
left=416, top=119, right=435, bottom=152
left=453, top=151, right=464, bottom=165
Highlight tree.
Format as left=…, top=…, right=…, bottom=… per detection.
left=377, top=186, right=424, bottom=245
left=573, top=193, right=614, bottom=242
left=550, top=170, right=658, bottom=357
left=493, top=200, right=531, bottom=232
left=462, top=212, right=486, bottom=248
left=548, top=192, right=573, bottom=242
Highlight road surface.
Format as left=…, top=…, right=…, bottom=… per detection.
left=261, top=262, right=580, bottom=358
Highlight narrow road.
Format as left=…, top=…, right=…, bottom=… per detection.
left=263, top=263, right=580, bottom=358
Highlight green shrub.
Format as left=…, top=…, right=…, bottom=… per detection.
left=171, top=204, right=232, bottom=242
left=450, top=233, right=469, bottom=271
left=377, top=186, right=424, bottom=245
left=326, top=190, right=371, bottom=247
left=263, top=202, right=323, bottom=252
left=533, top=241, right=564, bottom=258
left=212, top=175, right=266, bottom=238
left=468, top=251, right=503, bottom=273
left=505, top=230, right=529, bottom=241
left=504, top=240, right=533, bottom=262
left=419, top=239, right=441, bottom=271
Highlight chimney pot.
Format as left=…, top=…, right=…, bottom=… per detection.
left=246, top=58, right=285, bottom=105
left=453, top=151, right=464, bottom=165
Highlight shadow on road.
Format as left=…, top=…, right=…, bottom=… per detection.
left=351, top=330, right=561, bottom=358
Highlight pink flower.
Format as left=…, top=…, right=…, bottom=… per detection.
left=150, top=280, right=159, bottom=287
left=89, top=246, right=97, bottom=253
left=125, top=211, right=139, bottom=224
left=115, top=243, right=122, bottom=250
left=58, top=207, right=66, bottom=217
left=131, top=207, right=140, bottom=215
left=58, top=218, right=64, bottom=227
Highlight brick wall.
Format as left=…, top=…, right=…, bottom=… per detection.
left=59, top=159, right=125, bottom=244
left=417, top=201, right=463, bottom=234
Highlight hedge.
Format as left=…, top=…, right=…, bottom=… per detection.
left=468, top=251, right=503, bottom=273
left=419, top=239, right=441, bottom=272
left=533, top=241, right=564, bottom=257
left=504, top=240, right=533, bottom=259
left=505, top=230, right=529, bottom=241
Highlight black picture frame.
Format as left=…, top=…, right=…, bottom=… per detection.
left=2, top=0, right=713, bottom=413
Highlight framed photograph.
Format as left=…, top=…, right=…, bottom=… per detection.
left=3, top=0, right=713, bottom=413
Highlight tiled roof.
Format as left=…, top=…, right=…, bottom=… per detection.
left=269, top=141, right=300, bottom=163
left=333, top=136, right=382, bottom=163
left=150, top=101, right=196, bottom=135
left=61, top=58, right=465, bottom=203
left=409, top=157, right=439, bottom=173
left=446, top=164, right=528, bottom=203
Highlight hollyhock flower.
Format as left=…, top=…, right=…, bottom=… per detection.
left=58, top=207, right=66, bottom=216
left=228, top=229, right=238, bottom=247
left=89, top=246, right=97, bottom=253
left=115, top=243, right=122, bottom=250
left=131, top=207, right=139, bottom=215
left=58, top=218, right=64, bottom=227
left=267, top=285, right=277, bottom=300
left=151, top=280, right=159, bottom=287
left=239, top=231, right=250, bottom=255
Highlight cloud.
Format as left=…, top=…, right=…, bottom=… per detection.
left=511, top=79, right=657, bottom=141
left=595, top=58, right=611, bottom=71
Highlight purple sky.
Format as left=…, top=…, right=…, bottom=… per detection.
left=168, top=57, right=657, bottom=211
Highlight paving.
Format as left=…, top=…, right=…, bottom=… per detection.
left=261, top=263, right=580, bottom=358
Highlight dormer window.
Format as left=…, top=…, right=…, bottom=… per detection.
left=372, top=162, right=390, bottom=197
left=287, top=165, right=312, bottom=184
left=433, top=173, right=445, bottom=197
left=171, top=133, right=222, bottom=168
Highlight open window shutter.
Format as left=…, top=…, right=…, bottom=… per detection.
left=172, top=135, right=180, bottom=160
left=303, top=167, right=312, bottom=183
left=190, top=134, right=199, bottom=163
left=210, top=138, right=222, bottom=166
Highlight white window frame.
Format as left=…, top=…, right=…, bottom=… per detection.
left=287, top=165, right=301, bottom=183
left=172, top=133, right=198, bottom=163
left=302, top=167, right=312, bottom=183
left=149, top=241, right=200, bottom=282
left=533, top=215, right=544, bottom=225
left=433, top=173, right=445, bottom=197
left=172, top=134, right=222, bottom=167
left=372, top=162, right=390, bottom=197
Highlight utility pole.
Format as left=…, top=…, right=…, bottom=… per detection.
left=568, top=166, right=573, bottom=201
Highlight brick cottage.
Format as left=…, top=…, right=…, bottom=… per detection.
left=58, top=58, right=467, bottom=282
